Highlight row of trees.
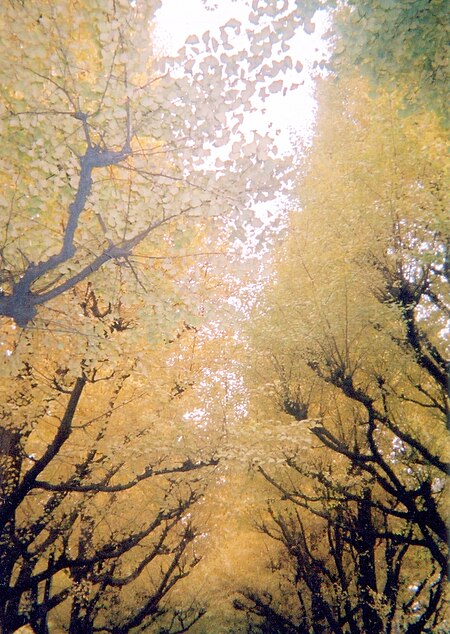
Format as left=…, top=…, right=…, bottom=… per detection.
left=230, top=1, right=449, bottom=630
left=235, top=70, right=449, bottom=634
left=0, top=0, right=305, bottom=631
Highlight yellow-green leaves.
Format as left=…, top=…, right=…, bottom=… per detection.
left=242, top=72, right=449, bottom=633
left=0, top=0, right=307, bottom=329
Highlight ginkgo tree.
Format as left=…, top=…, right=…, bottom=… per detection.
left=0, top=0, right=314, bottom=330
left=237, top=75, right=449, bottom=633
left=0, top=305, right=228, bottom=633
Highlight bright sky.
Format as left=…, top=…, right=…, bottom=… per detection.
left=155, top=0, right=329, bottom=152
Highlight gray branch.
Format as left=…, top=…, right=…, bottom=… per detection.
left=0, top=142, right=131, bottom=326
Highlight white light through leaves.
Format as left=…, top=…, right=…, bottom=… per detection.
left=156, top=0, right=329, bottom=152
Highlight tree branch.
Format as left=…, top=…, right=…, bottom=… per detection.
left=34, top=456, right=218, bottom=493
left=0, top=376, right=86, bottom=533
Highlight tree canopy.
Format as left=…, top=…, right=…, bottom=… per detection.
left=300, top=0, right=449, bottom=125
left=0, top=0, right=300, bottom=329
left=0, top=1, right=448, bottom=633
left=238, top=71, right=449, bottom=634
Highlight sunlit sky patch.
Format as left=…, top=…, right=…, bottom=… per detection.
left=155, top=0, right=330, bottom=152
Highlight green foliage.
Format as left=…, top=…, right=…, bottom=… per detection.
left=295, top=0, right=449, bottom=124
left=333, top=0, right=449, bottom=124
